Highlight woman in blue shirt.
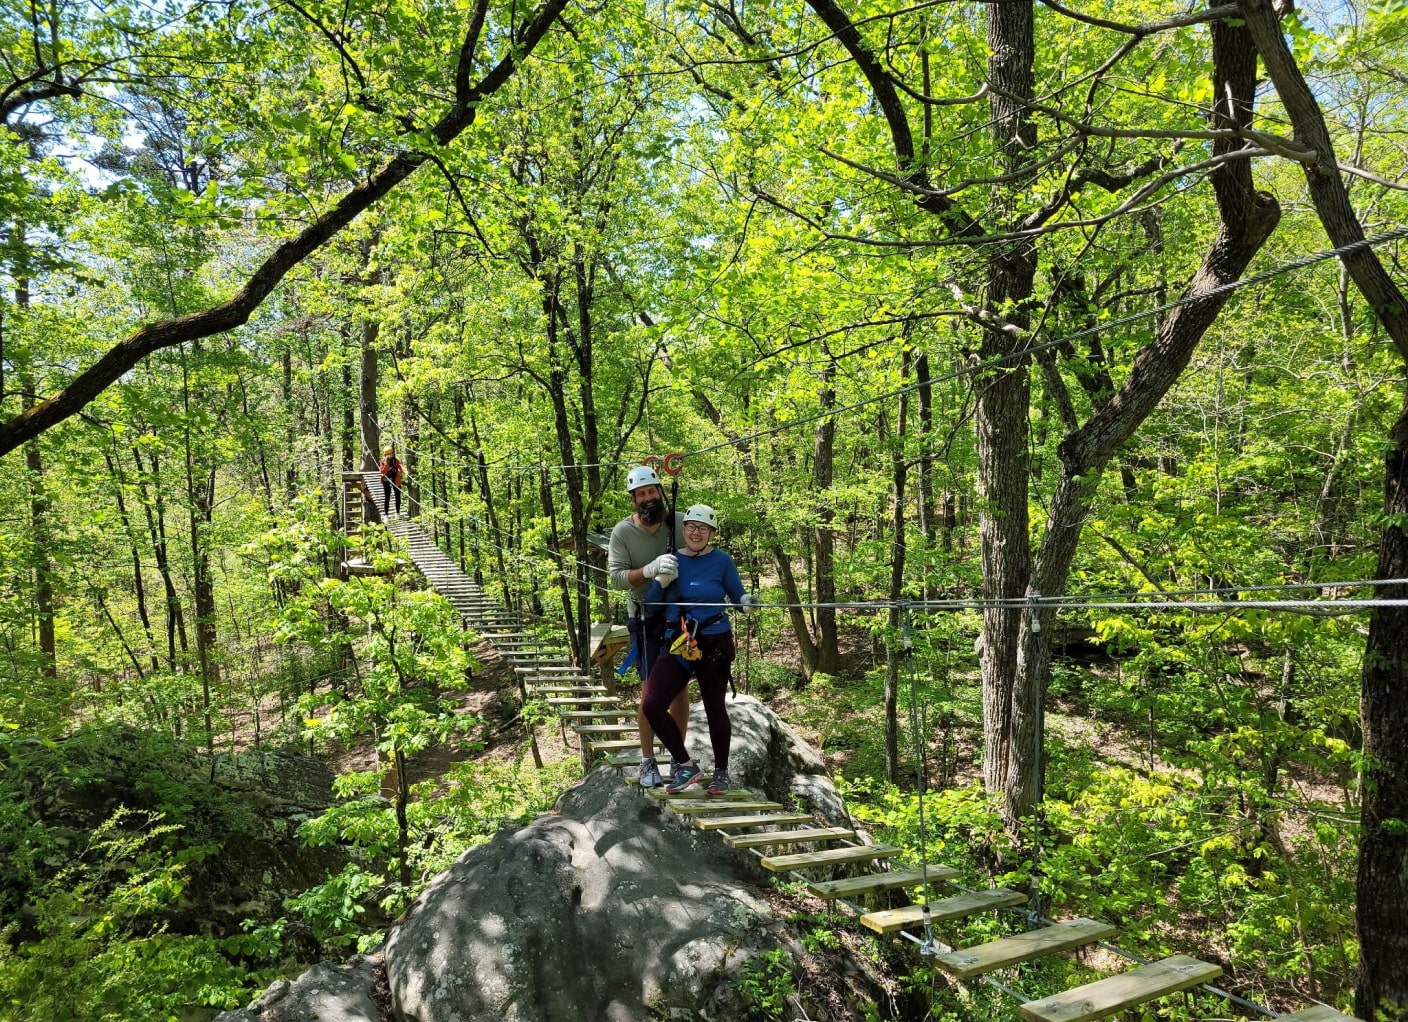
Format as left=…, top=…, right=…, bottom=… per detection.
left=640, top=504, right=756, bottom=794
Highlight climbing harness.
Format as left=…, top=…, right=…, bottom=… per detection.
left=669, top=613, right=702, bottom=661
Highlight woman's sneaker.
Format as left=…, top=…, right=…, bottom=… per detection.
left=637, top=757, right=663, bottom=788
left=707, top=769, right=730, bottom=796
left=665, top=762, right=704, bottom=793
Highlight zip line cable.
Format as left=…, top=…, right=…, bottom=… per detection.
left=366, top=435, right=1408, bottom=612
left=638, top=595, right=1408, bottom=614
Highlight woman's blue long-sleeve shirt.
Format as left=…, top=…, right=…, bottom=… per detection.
left=642, top=548, right=744, bottom=635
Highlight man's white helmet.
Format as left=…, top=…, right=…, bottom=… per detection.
left=626, top=465, right=662, bottom=493
left=682, top=504, right=718, bottom=530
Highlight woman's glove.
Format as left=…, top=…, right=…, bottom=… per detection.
left=740, top=593, right=761, bottom=612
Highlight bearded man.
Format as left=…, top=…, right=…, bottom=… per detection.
left=607, top=466, right=688, bottom=788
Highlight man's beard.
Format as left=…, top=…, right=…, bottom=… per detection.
left=638, top=500, right=665, bottom=525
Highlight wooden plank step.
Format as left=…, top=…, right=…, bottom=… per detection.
left=647, top=787, right=754, bottom=801
left=605, top=753, right=645, bottom=766
left=861, top=888, right=1026, bottom=934
left=761, top=844, right=899, bottom=872
left=723, top=827, right=855, bottom=849
left=669, top=800, right=784, bottom=815
left=695, top=813, right=815, bottom=831
left=1019, top=955, right=1222, bottom=1022
left=590, top=739, right=642, bottom=751
left=807, top=865, right=961, bottom=901
left=571, top=724, right=639, bottom=734
left=935, top=919, right=1117, bottom=980
left=516, top=666, right=584, bottom=674
left=1279, top=1009, right=1365, bottom=1022
left=532, top=686, right=608, bottom=695
left=546, top=696, right=625, bottom=705
left=557, top=710, right=634, bottom=721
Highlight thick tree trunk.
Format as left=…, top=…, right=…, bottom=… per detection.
left=977, top=0, right=1038, bottom=804
left=998, top=10, right=1280, bottom=829
left=1357, top=397, right=1408, bottom=1019
left=1231, top=4, right=1408, bottom=1013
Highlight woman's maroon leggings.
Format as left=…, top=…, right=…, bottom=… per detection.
left=641, top=632, right=735, bottom=769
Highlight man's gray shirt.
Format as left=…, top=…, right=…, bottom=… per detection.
left=608, top=515, right=686, bottom=615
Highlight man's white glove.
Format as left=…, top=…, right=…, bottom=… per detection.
left=740, top=593, right=761, bottom=612
left=642, top=553, right=678, bottom=580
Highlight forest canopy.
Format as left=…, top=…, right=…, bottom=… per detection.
left=2, top=0, right=1407, bottom=1017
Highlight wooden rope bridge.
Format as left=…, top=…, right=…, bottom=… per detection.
left=341, top=472, right=1362, bottom=1022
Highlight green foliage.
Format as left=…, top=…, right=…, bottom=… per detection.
left=0, top=809, right=279, bottom=1022
left=736, top=948, right=796, bottom=1021
left=284, top=863, right=379, bottom=952
left=290, top=754, right=577, bottom=951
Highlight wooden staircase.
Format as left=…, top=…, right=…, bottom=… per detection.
left=348, top=493, right=1363, bottom=1022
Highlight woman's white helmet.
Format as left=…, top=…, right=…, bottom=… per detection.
left=682, top=504, right=718, bottom=530
left=626, top=465, right=662, bottom=492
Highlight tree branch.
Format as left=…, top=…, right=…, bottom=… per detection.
left=0, top=0, right=570, bottom=458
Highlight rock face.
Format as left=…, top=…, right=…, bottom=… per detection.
left=221, top=695, right=859, bottom=1022
left=216, top=956, right=382, bottom=1022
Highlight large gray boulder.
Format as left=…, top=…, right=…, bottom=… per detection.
left=222, top=696, right=869, bottom=1022
left=212, top=956, right=381, bottom=1022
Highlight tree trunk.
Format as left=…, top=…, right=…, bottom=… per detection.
left=1356, top=398, right=1408, bottom=1019
left=998, top=11, right=1280, bottom=830
left=342, top=352, right=357, bottom=473
left=915, top=351, right=937, bottom=555
left=15, top=273, right=55, bottom=679
left=1231, top=5, right=1408, bottom=1013
left=811, top=363, right=841, bottom=674
left=359, top=320, right=381, bottom=471
left=976, top=0, right=1039, bottom=806
left=105, top=449, right=160, bottom=675
left=134, top=446, right=188, bottom=671
left=183, top=346, right=218, bottom=755
left=692, top=390, right=822, bottom=678
left=884, top=351, right=910, bottom=782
